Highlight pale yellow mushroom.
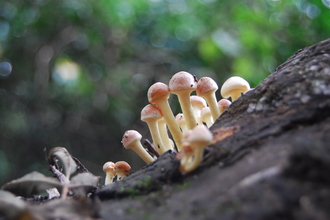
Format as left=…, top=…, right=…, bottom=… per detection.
left=169, top=71, right=198, bottom=130
left=122, top=130, right=155, bottom=164
left=148, top=82, right=183, bottom=151
left=220, top=76, right=250, bottom=101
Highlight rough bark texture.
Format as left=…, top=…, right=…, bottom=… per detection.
left=96, top=38, right=330, bottom=220
left=10, top=38, right=330, bottom=219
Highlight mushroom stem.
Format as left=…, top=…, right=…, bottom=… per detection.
left=147, top=121, right=167, bottom=154
left=158, top=118, right=174, bottom=151
left=200, top=107, right=214, bottom=127
left=176, top=93, right=197, bottom=130
left=157, top=101, right=183, bottom=151
left=203, top=93, right=220, bottom=121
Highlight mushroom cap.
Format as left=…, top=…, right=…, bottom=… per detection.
left=182, top=143, right=195, bottom=155
left=103, top=161, right=115, bottom=173
left=121, top=130, right=142, bottom=149
left=196, top=77, right=218, bottom=96
left=200, top=107, right=211, bottom=118
left=190, top=95, right=207, bottom=110
left=141, top=104, right=163, bottom=122
left=218, top=99, right=231, bottom=111
left=147, top=82, right=170, bottom=104
left=220, top=76, right=250, bottom=99
left=175, top=113, right=185, bottom=124
left=182, top=130, right=193, bottom=143
left=114, top=161, right=131, bottom=175
left=188, top=125, right=213, bottom=147
left=169, top=71, right=197, bottom=94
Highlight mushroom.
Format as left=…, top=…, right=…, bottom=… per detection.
left=103, top=161, right=116, bottom=185
left=114, top=161, right=131, bottom=181
left=220, top=76, right=250, bottom=101
left=175, top=113, right=188, bottom=134
left=218, top=99, right=231, bottom=115
left=190, top=95, right=207, bottom=125
left=141, top=104, right=167, bottom=154
left=157, top=117, right=174, bottom=151
left=122, top=130, right=155, bottom=164
left=179, top=125, right=213, bottom=174
left=169, top=71, right=198, bottom=130
left=200, top=107, right=214, bottom=127
left=179, top=130, right=194, bottom=166
left=196, top=77, right=221, bottom=122
left=148, top=82, right=183, bottom=151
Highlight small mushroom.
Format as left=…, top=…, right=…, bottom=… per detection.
left=175, top=113, right=188, bottom=134
left=179, top=125, right=213, bottom=174
left=218, top=99, right=231, bottom=115
left=190, top=95, right=207, bottom=125
left=148, top=82, right=183, bottom=151
left=196, top=77, right=221, bottom=122
left=200, top=107, right=214, bottom=127
left=169, top=71, right=198, bottom=130
left=114, top=161, right=131, bottom=181
left=220, top=76, right=250, bottom=101
left=122, top=130, right=155, bottom=164
left=141, top=104, right=167, bottom=154
left=103, top=161, right=116, bottom=185
left=179, top=130, right=194, bottom=166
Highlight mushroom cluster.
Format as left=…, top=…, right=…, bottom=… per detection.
left=103, top=161, right=131, bottom=185
left=102, top=72, right=250, bottom=181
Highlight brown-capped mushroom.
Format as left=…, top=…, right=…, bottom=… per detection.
left=114, top=161, right=131, bottom=180
left=169, top=71, right=198, bottom=130
left=196, top=77, right=221, bottom=122
left=220, top=76, right=250, bottom=101
left=103, top=161, right=116, bottom=185
left=218, top=99, right=231, bottom=115
left=122, top=130, right=155, bottom=164
left=148, top=82, right=182, bottom=151
left=141, top=104, right=167, bottom=154
left=179, top=125, right=213, bottom=174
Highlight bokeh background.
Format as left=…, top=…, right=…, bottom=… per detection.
left=1, top=0, right=330, bottom=186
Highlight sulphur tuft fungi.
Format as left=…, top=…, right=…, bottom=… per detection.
left=220, top=76, right=250, bottom=102
left=114, top=161, right=131, bottom=181
left=190, top=95, right=207, bottom=125
left=103, top=161, right=116, bottom=185
left=148, top=82, right=183, bottom=151
left=158, top=117, right=174, bottom=151
left=179, top=125, right=213, bottom=174
left=200, top=107, right=214, bottom=127
left=218, top=99, right=232, bottom=115
left=175, top=113, right=188, bottom=134
left=196, top=77, right=221, bottom=122
left=169, top=71, right=198, bottom=130
left=122, top=130, right=155, bottom=164
left=141, top=104, right=167, bottom=154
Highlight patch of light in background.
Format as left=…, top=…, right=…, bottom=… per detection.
left=52, top=59, right=80, bottom=85
left=175, top=24, right=193, bottom=41
left=323, top=0, right=330, bottom=8
left=0, top=21, right=10, bottom=41
left=293, top=0, right=320, bottom=19
left=212, top=29, right=241, bottom=57
left=168, top=0, right=187, bottom=14
left=198, top=0, right=217, bottom=4
left=116, top=1, right=135, bottom=19
left=0, top=61, right=12, bottom=78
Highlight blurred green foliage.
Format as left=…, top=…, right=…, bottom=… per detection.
left=0, top=0, right=329, bottom=185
